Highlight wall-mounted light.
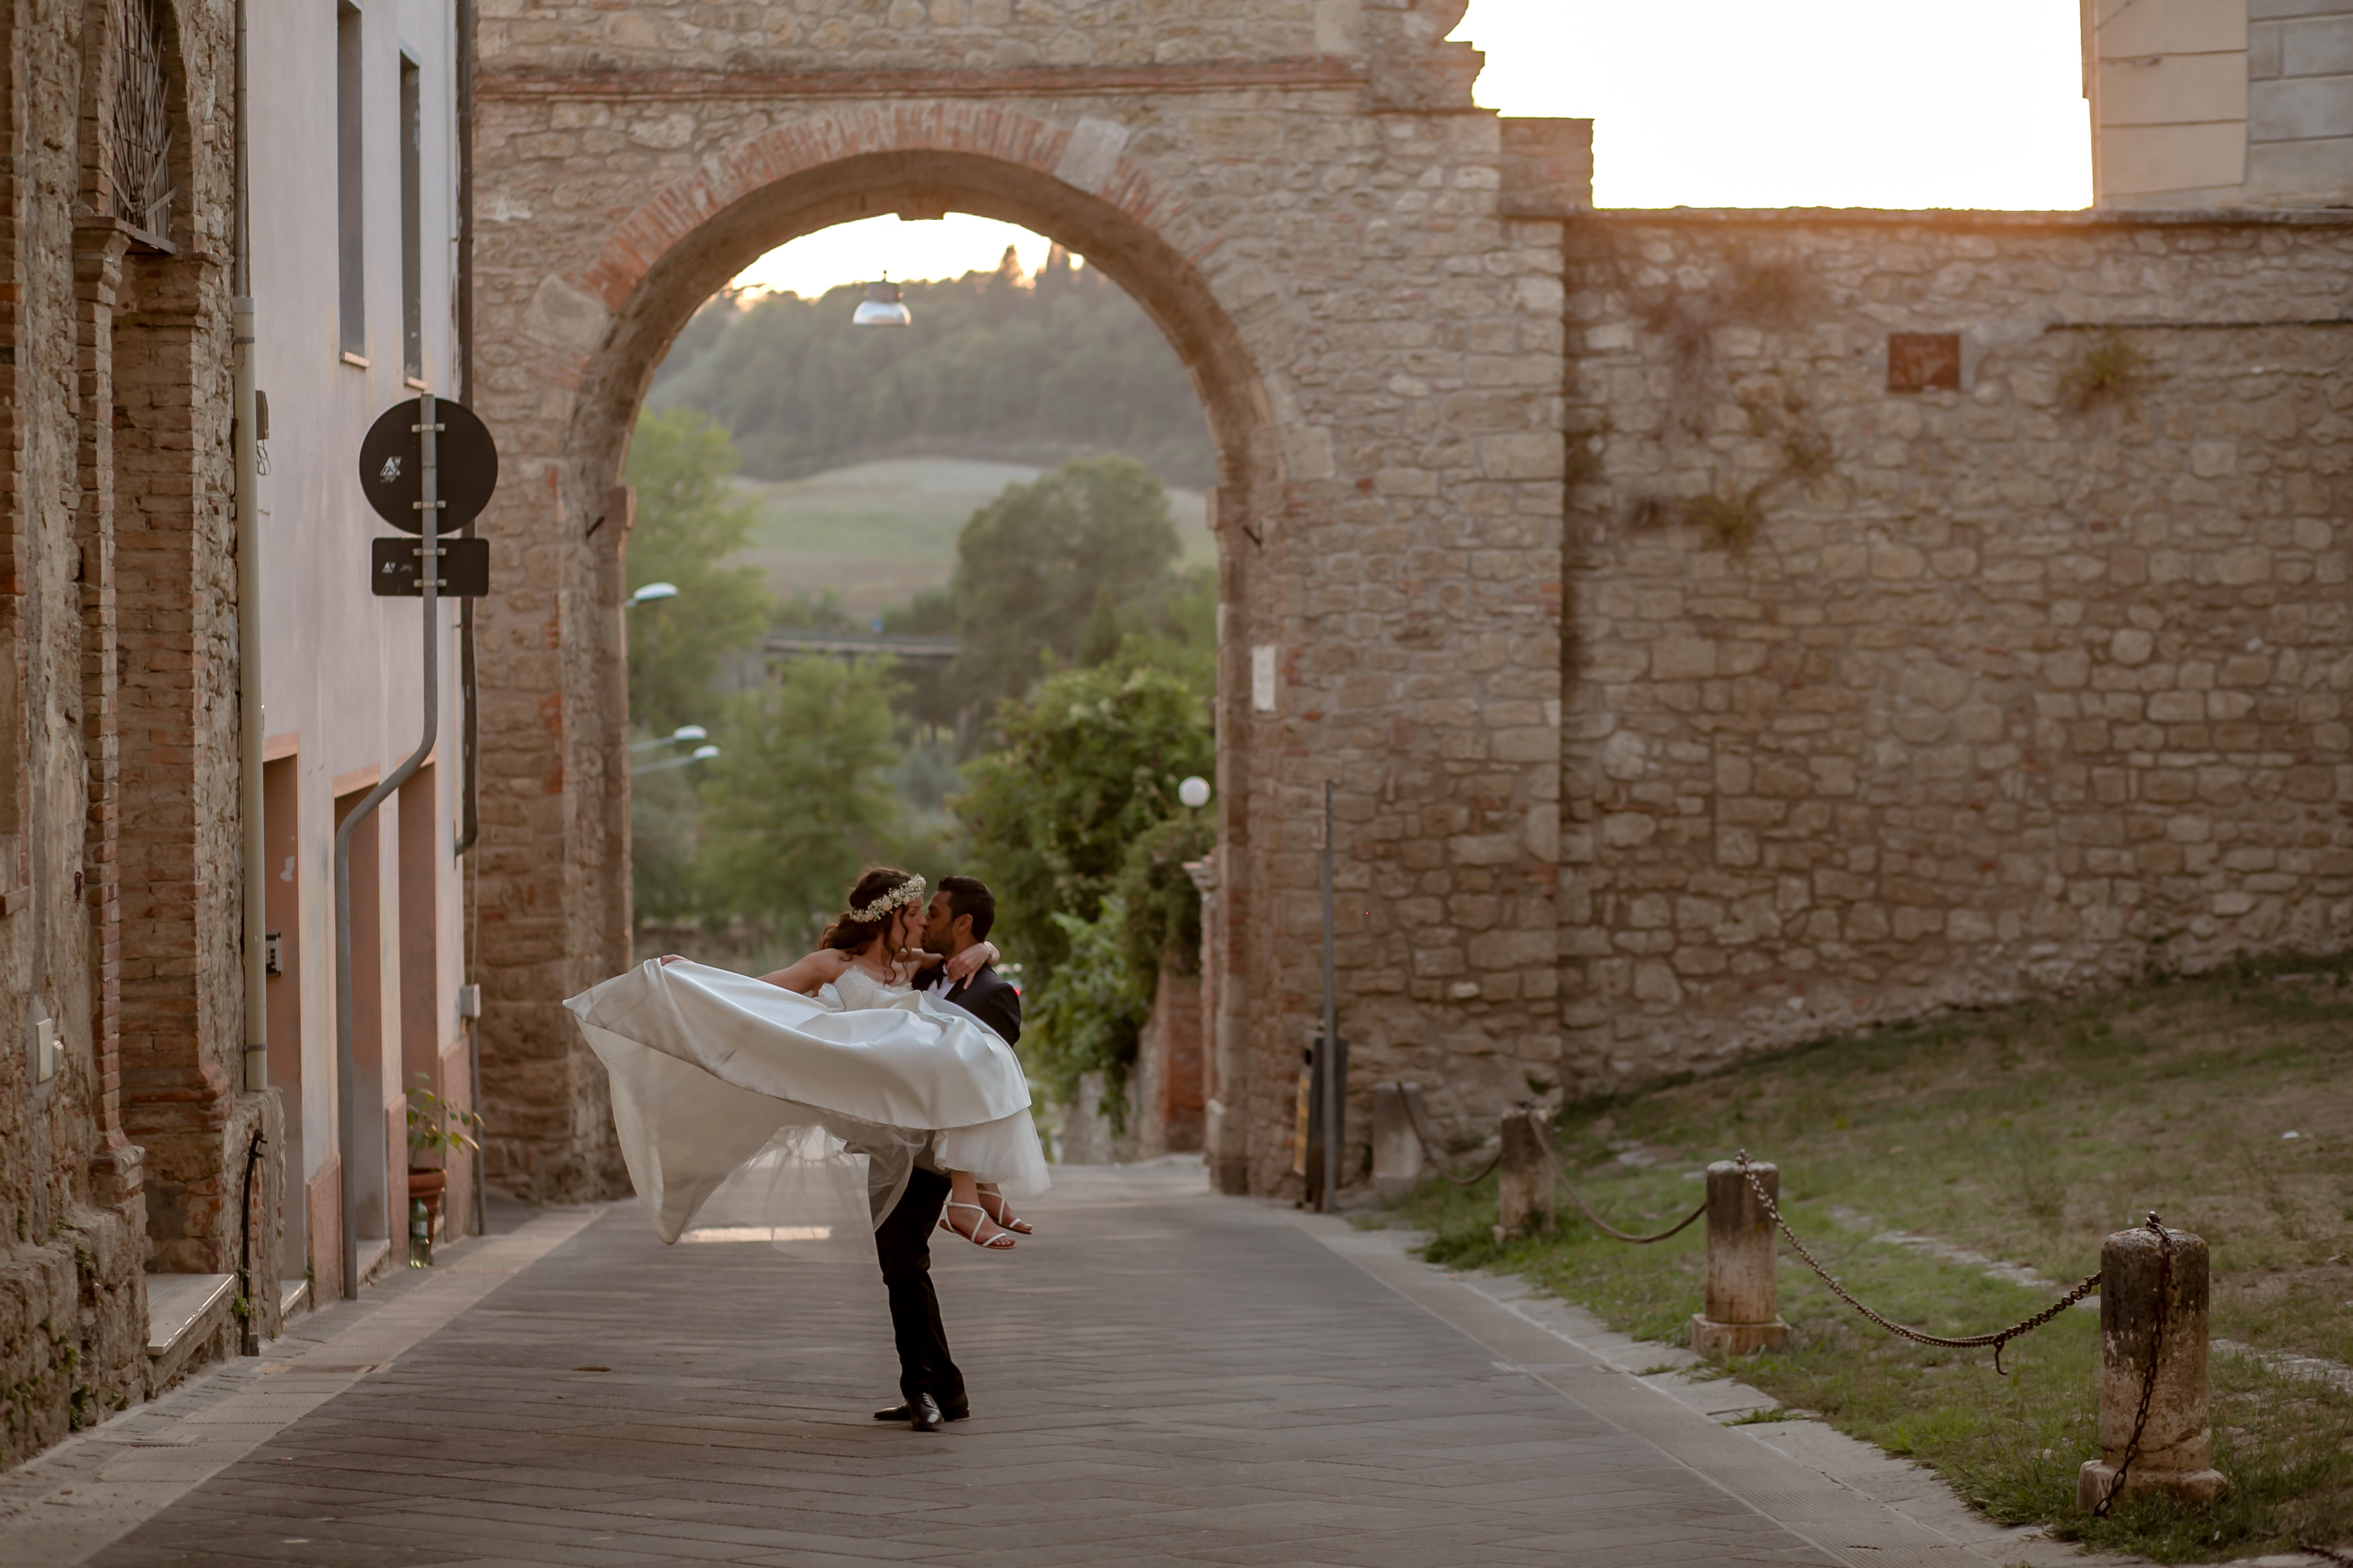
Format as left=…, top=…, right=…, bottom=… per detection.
left=1178, top=776, right=1211, bottom=809
left=626, top=581, right=680, bottom=608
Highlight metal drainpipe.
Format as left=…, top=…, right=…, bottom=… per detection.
left=335, top=397, right=441, bottom=1297
left=452, top=0, right=479, bottom=860
left=452, top=0, right=485, bottom=1241
left=233, top=0, right=266, bottom=1096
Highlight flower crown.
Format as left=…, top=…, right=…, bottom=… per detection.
left=848, top=874, right=926, bottom=924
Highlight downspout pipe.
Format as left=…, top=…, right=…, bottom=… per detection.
left=335, top=396, right=440, bottom=1298
left=452, top=0, right=479, bottom=860
left=233, top=0, right=265, bottom=1094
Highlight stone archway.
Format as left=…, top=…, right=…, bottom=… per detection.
left=468, top=5, right=1581, bottom=1200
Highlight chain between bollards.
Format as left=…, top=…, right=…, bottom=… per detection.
left=1397, top=1092, right=1503, bottom=1187
left=2090, top=1214, right=2173, bottom=1519
left=1398, top=1096, right=1704, bottom=1243
left=1528, top=1111, right=1706, bottom=1245
left=1732, top=1150, right=2102, bottom=1374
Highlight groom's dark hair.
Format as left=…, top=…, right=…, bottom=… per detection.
left=939, top=876, right=996, bottom=942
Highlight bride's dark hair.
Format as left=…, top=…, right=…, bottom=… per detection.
left=818, top=866, right=922, bottom=952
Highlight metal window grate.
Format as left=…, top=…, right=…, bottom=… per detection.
left=108, top=0, right=173, bottom=237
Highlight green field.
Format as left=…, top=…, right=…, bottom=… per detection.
left=731, top=457, right=1214, bottom=618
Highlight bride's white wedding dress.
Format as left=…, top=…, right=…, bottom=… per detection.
left=566, top=958, right=1049, bottom=1243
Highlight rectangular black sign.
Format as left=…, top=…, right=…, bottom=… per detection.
left=370, top=536, right=490, bottom=597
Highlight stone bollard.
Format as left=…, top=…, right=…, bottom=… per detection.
left=2077, top=1221, right=2227, bottom=1511
left=1689, top=1161, right=1791, bottom=1356
left=1492, top=1108, right=1555, bottom=1240
left=1371, top=1083, right=1427, bottom=1201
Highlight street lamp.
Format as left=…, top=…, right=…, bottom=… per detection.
left=852, top=278, right=912, bottom=328
left=630, top=724, right=708, bottom=753
left=631, top=743, right=720, bottom=778
left=1177, top=776, right=1211, bottom=809
left=625, top=581, right=679, bottom=608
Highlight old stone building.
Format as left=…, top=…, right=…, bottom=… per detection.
left=0, top=0, right=282, bottom=1467
left=464, top=0, right=1579, bottom=1202
left=465, top=0, right=2353, bottom=1204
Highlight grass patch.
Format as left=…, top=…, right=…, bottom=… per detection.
left=1385, top=961, right=2353, bottom=1561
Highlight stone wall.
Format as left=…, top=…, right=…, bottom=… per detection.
left=467, top=0, right=1574, bottom=1202
left=1558, top=210, right=2353, bottom=1094
left=0, top=0, right=275, bottom=1468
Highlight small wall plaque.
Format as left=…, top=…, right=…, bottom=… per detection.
left=1887, top=333, right=1962, bottom=393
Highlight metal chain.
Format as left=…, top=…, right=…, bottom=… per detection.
left=1733, top=1151, right=2101, bottom=1374
left=2091, top=1215, right=2173, bottom=1519
left=1527, top=1112, right=1707, bottom=1245
left=1398, top=1092, right=1503, bottom=1187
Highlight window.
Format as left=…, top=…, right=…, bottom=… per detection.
left=399, top=53, right=422, bottom=382
left=337, top=2, right=364, bottom=357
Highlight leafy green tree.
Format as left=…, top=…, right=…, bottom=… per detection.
left=953, top=659, right=1212, bottom=995
left=1023, top=813, right=1217, bottom=1110
left=692, top=658, right=906, bottom=940
left=1027, top=900, right=1151, bottom=1110
left=949, top=455, right=1181, bottom=709
left=649, top=251, right=1215, bottom=488
left=624, top=409, right=771, bottom=735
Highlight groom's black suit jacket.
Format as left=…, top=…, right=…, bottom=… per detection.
left=922, top=960, right=1021, bottom=1047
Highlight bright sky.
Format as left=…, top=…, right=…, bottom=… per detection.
left=727, top=0, right=2091, bottom=299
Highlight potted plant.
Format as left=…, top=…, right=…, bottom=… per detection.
left=406, top=1073, right=483, bottom=1248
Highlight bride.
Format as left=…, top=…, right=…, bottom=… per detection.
left=567, top=867, right=1049, bottom=1252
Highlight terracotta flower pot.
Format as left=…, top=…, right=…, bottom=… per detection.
left=407, top=1166, right=447, bottom=1233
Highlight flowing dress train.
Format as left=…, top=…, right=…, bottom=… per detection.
left=565, top=958, right=1048, bottom=1243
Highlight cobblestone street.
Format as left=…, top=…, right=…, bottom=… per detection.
left=5, top=1165, right=2061, bottom=1567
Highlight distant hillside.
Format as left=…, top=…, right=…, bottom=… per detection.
left=649, top=250, right=1217, bottom=489
left=726, top=456, right=1213, bottom=618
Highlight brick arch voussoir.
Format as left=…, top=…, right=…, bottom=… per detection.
left=580, top=103, right=1178, bottom=315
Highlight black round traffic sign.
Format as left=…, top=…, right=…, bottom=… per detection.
left=358, top=397, right=499, bottom=534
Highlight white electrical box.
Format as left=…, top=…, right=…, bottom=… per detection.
left=32, top=1013, right=58, bottom=1083
left=456, top=983, right=481, bottom=1020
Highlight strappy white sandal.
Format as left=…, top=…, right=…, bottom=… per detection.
left=941, top=1202, right=1016, bottom=1249
left=975, top=1188, right=1034, bottom=1235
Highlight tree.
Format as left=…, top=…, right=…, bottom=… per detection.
left=647, top=255, right=1215, bottom=488
left=1023, top=812, right=1216, bottom=1111
left=949, top=455, right=1182, bottom=710
left=953, top=659, right=1212, bottom=993
left=623, top=409, right=771, bottom=736
left=692, top=657, right=906, bottom=940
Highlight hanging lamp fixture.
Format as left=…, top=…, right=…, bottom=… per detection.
left=852, top=276, right=912, bottom=328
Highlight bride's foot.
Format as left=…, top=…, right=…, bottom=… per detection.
left=941, top=1202, right=1016, bottom=1250
left=974, top=1188, right=1034, bottom=1235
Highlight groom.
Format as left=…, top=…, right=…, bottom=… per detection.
left=870, top=874, right=1021, bottom=1433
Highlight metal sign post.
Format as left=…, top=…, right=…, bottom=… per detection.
left=1318, top=779, right=1341, bottom=1213
left=335, top=393, right=495, bottom=1297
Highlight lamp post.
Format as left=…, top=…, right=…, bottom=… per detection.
left=625, top=581, right=678, bottom=723
left=630, top=723, right=707, bottom=753
left=631, top=743, right=720, bottom=778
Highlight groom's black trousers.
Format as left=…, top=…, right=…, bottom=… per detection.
left=875, top=1165, right=967, bottom=1413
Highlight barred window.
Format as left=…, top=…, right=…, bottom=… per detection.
left=108, top=0, right=171, bottom=237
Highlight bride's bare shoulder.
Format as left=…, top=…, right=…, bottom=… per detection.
left=757, top=948, right=854, bottom=993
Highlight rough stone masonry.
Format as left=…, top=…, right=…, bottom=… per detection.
left=466, top=0, right=1575, bottom=1200
left=465, top=0, right=2353, bottom=1200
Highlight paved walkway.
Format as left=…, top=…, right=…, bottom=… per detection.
left=3, top=1164, right=2077, bottom=1567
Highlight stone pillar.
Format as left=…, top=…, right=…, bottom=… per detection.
left=1371, top=1083, right=1425, bottom=1200
left=2078, top=1223, right=2228, bottom=1510
left=1690, top=1160, right=1790, bottom=1356
left=1494, top=1109, right=1554, bottom=1239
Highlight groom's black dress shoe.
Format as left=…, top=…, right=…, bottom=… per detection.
left=908, top=1393, right=945, bottom=1432
left=874, top=1399, right=967, bottom=1425
left=875, top=1401, right=965, bottom=1429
